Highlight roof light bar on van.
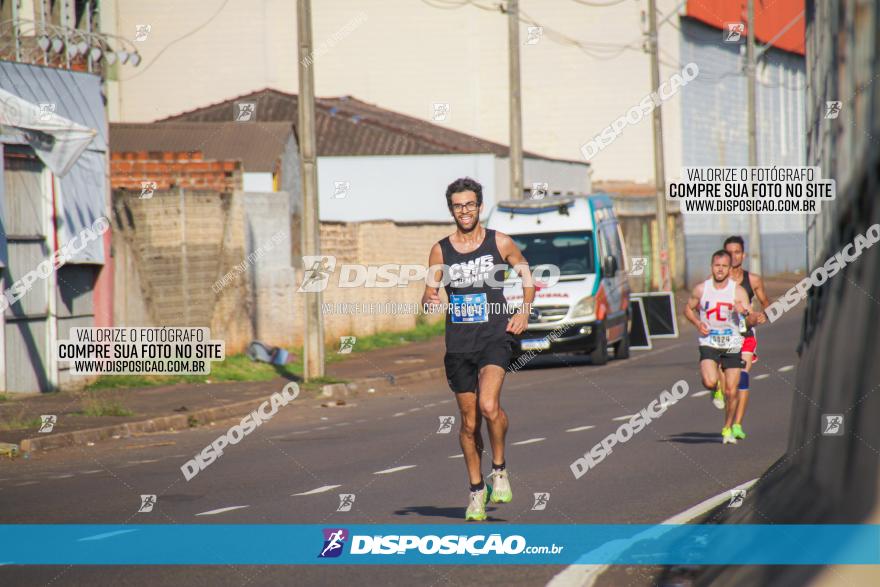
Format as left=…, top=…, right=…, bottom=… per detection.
left=496, top=197, right=575, bottom=215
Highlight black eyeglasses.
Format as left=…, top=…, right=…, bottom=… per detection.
left=451, top=201, right=479, bottom=213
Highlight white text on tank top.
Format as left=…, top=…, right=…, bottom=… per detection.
left=699, top=279, right=743, bottom=350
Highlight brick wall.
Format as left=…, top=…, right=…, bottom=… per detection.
left=111, top=151, right=243, bottom=192
left=293, top=221, right=454, bottom=345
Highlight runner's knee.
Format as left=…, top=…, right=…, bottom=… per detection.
left=479, top=399, right=499, bottom=420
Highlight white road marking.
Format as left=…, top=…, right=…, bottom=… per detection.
left=692, top=390, right=711, bottom=397
left=612, top=415, right=635, bottom=421
left=355, top=419, right=367, bottom=423
left=80, top=470, right=104, bottom=474
left=439, top=399, right=453, bottom=404
left=13, top=481, right=38, bottom=486
left=195, top=505, right=250, bottom=516
left=778, top=365, right=795, bottom=372
left=548, top=477, right=759, bottom=587
left=408, top=407, right=421, bottom=412
left=449, top=454, right=464, bottom=459
left=392, top=412, right=406, bottom=417
left=755, top=374, right=770, bottom=380
left=78, top=529, right=138, bottom=542
left=566, top=426, right=596, bottom=432
left=315, top=426, right=330, bottom=430
left=425, top=403, right=436, bottom=408
left=512, top=437, right=546, bottom=445
left=292, top=484, right=342, bottom=496
left=48, top=474, right=74, bottom=479
left=335, top=422, right=350, bottom=427
left=127, top=459, right=160, bottom=465
left=373, top=465, right=417, bottom=475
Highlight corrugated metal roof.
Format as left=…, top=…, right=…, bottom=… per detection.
left=159, top=89, right=584, bottom=165
left=109, top=122, right=294, bottom=172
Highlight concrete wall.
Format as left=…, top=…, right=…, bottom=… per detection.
left=295, top=221, right=453, bottom=346
left=111, top=189, right=295, bottom=354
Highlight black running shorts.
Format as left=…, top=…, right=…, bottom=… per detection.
left=444, top=338, right=514, bottom=393
left=698, top=345, right=742, bottom=370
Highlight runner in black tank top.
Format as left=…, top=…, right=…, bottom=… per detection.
left=421, top=177, right=535, bottom=521
left=721, top=236, right=770, bottom=441
left=439, top=228, right=513, bottom=353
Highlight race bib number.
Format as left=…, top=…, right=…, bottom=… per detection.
left=709, top=328, right=737, bottom=349
left=450, top=293, right=488, bottom=323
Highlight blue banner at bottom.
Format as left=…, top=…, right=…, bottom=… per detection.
left=0, top=524, right=876, bottom=565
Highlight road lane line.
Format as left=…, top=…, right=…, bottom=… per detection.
left=449, top=454, right=464, bottom=459
left=778, top=365, right=794, bottom=372
left=755, top=374, right=770, bottom=380
left=195, top=505, right=250, bottom=516
left=80, top=470, right=104, bottom=474
left=548, top=477, right=759, bottom=587
left=392, top=412, right=406, bottom=417
left=408, top=407, right=421, bottom=412
left=512, top=438, right=546, bottom=445
left=292, top=485, right=342, bottom=496
left=692, top=390, right=711, bottom=397
left=612, top=415, right=635, bottom=421
left=48, top=474, right=74, bottom=479
left=13, top=481, right=38, bottom=486
left=566, top=426, right=596, bottom=432
left=373, top=465, right=417, bottom=475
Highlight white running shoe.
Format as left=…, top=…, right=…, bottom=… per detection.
left=488, top=469, right=512, bottom=503
left=465, top=485, right=489, bottom=521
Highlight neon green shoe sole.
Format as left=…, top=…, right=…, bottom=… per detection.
left=490, top=489, right=512, bottom=504
left=465, top=484, right=492, bottom=521
left=732, top=424, right=747, bottom=439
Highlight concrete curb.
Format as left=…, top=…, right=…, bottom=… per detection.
left=320, top=367, right=444, bottom=398
left=18, top=396, right=275, bottom=453
left=18, top=366, right=447, bottom=453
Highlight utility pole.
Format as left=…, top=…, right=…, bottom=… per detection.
left=647, top=0, right=671, bottom=291
left=746, top=0, right=763, bottom=274
left=297, top=0, right=325, bottom=379
left=508, top=0, right=524, bottom=200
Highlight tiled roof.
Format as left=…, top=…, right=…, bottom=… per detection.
left=159, top=88, right=582, bottom=163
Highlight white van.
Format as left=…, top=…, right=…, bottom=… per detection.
left=486, top=194, right=631, bottom=365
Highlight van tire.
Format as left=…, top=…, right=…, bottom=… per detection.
left=613, top=327, right=630, bottom=360
left=589, top=325, right=609, bottom=366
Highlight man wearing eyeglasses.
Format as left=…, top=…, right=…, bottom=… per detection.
left=421, top=177, right=535, bottom=521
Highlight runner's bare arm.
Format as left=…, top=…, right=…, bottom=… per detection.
left=750, top=273, right=769, bottom=323
left=684, top=283, right=708, bottom=335
left=496, top=231, right=533, bottom=334
left=496, top=232, right=534, bottom=307
left=735, top=285, right=760, bottom=326
left=421, top=243, right=443, bottom=309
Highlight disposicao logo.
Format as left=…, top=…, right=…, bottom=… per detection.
left=319, top=528, right=348, bottom=558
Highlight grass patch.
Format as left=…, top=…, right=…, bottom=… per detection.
left=0, top=393, right=9, bottom=402
left=336, top=319, right=445, bottom=354
left=0, top=415, right=44, bottom=431
left=76, top=395, right=135, bottom=417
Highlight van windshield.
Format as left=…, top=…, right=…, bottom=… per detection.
left=509, top=231, right=595, bottom=277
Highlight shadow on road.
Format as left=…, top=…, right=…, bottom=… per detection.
left=661, top=432, right=722, bottom=444
left=394, top=505, right=507, bottom=521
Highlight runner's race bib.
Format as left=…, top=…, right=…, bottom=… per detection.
left=708, top=328, right=740, bottom=349
left=450, top=293, right=488, bottom=323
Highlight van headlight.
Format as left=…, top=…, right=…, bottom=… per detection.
left=570, top=296, right=596, bottom=318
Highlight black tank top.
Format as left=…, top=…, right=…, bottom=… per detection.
left=438, top=229, right=513, bottom=353
left=736, top=269, right=756, bottom=337
left=739, top=269, right=755, bottom=303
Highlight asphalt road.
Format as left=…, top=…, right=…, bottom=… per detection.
left=0, top=309, right=802, bottom=586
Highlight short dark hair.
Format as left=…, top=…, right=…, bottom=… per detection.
left=711, top=249, right=732, bottom=263
left=723, top=235, right=745, bottom=249
left=446, top=177, right=483, bottom=209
